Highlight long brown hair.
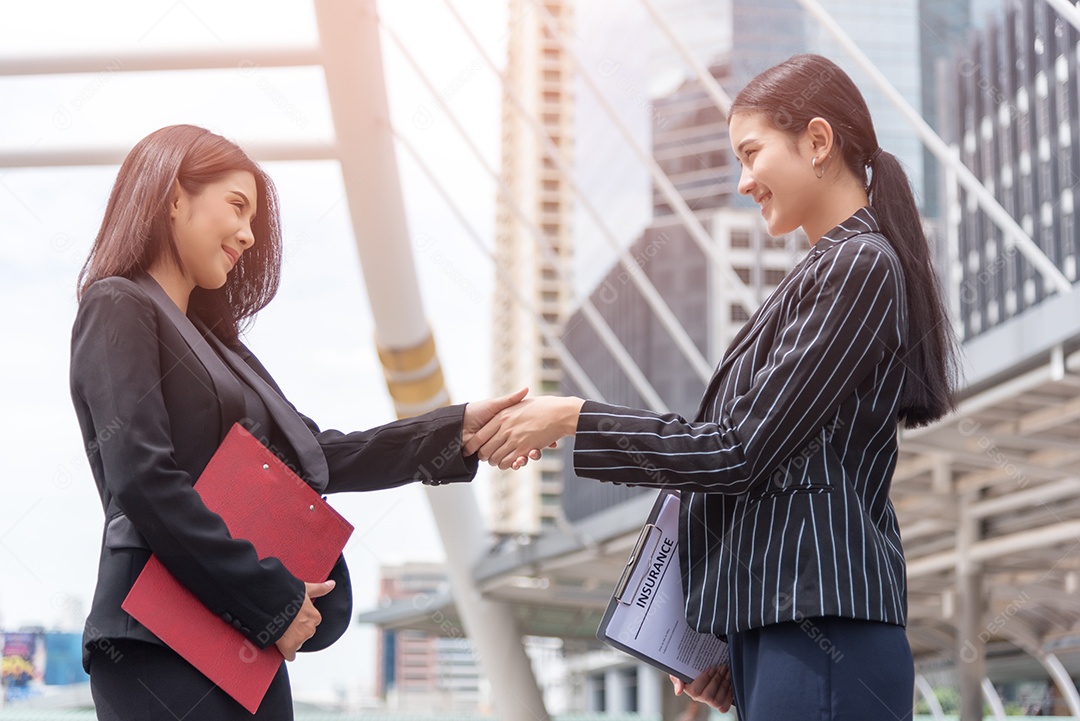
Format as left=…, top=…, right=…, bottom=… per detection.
left=77, top=124, right=283, bottom=343
left=730, top=54, right=958, bottom=427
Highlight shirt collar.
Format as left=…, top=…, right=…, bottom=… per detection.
left=817, top=206, right=880, bottom=244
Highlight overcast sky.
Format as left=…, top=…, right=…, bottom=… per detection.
left=0, top=0, right=518, bottom=704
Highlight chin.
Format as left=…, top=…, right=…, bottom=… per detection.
left=766, top=216, right=798, bottom=238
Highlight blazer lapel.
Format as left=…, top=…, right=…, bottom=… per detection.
left=132, top=273, right=245, bottom=438
left=197, top=319, right=331, bottom=494
left=691, top=206, right=883, bottom=422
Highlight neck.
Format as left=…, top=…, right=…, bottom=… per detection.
left=147, top=261, right=194, bottom=314
left=803, top=180, right=870, bottom=245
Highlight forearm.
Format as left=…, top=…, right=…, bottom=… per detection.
left=573, top=401, right=754, bottom=493
left=318, top=404, right=478, bottom=493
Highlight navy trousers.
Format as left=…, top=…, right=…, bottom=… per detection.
left=729, top=616, right=914, bottom=721
left=90, top=639, right=294, bottom=720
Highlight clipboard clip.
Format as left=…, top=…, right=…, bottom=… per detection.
left=613, top=523, right=660, bottom=605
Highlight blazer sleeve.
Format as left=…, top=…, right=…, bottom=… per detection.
left=573, top=238, right=904, bottom=494
left=235, top=345, right=479, bottom=494
left=71, top=280, right=305, bottom=648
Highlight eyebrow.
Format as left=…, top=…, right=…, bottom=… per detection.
left=735, top=138, right=760, bottom=156
left=229, top=190, right=256, bottom=219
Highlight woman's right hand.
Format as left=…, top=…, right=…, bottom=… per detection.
left=275, top=579, right=335, bottom=661
left=670, top=664, right=733, bottom=712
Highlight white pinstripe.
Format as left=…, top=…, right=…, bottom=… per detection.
left=574, top=207, right=910, bottom=636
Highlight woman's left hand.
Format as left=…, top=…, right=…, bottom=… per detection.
left=670, top=664, right=733, bottom=712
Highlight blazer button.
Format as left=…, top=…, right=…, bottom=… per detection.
left=232, top=619, right=243, bottom=630
left=222, top=612, right=233, bottom=623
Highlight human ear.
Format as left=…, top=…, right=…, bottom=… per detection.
left=168, top=180, right=184, bottom=219
left=805, top=117, right=835, bottom=163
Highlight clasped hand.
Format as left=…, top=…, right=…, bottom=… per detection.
left=671, top=664, right=733, bottom=712
left=275, top=579, right=335, bottom=661
left=462, top=390, right=584, bottom=470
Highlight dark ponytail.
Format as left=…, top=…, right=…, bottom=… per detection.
left=731, top=54, right=958, bottom=427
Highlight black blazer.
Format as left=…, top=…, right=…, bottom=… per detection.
left=574, top=208, right=909, bottom=637
left=70, top=272, right=477, bottom=669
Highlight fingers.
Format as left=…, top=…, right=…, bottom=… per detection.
left=682, top=664, right=731, bottom=711
left=505, top=386, right=529, bottom=405
left=306, top=579, right=336, bottom=599
left=466, top=414, right=504, bottom=457
left=489, top=387, right=528, bottom=414
left=669, top=675, right=685, bottom=696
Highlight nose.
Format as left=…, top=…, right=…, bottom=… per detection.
left=737, top=165, right=754, bottom=196
left=237, top=221, right=255, bottom=249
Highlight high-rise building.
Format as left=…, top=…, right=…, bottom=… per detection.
left=948, top=0, right=1080, bottom=340
left=374, top=563, right=486, bottom=713
left=490, top=0, right=575, bottom=535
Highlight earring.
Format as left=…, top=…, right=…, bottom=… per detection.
left=812, top=156, right=825, bottom=179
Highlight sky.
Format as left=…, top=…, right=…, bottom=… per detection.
left=0, top=0, right=741, bottom=706
left=0, top=0, right=516, bottom=705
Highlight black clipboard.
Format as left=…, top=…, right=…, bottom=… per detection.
left=595, top=490, right=728, bottom=682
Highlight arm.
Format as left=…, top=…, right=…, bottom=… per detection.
left=71, top=280, right=304, bottom=649
left=236, top=345, right=524, bottom=493
left=478, top=240, right=903, bottom=495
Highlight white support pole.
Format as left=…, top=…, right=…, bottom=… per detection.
left=526, top=0, right=766, bottom=322
left=981, top=677, right=1007, bottom=720
left=914, top=674, right=945, bottom=721
left=1045, top=0, right=1080, bottom=35
left=440, top=0, right=714, bottom=383
left=795, top=0, right=1074, bottom=296
left=1042, top=652, right=1080, bottom=718
left=956, top=489, right=984, bottom=721
left=312, top=3, right=548, bottom=721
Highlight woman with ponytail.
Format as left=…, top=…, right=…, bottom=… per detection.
left=468, top=54, right=958, bottom=720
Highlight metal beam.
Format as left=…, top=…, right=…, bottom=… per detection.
left=526, top=0, right=763, bottom=373
left=441, top=0, right=715, bottom=384
left=312, top=3, right=548, bottom=721
left=0, top=48, right=321, bottom=76
left=957, top=489, right=984, bottom=721
left=1044, top=0, right=1080, bottom=35
left=0, top=141, right=337, bottom=168
left=908, top=520, right=1080, bottom=576
left=381, top=19, right=667, bottom=412
left=1043, top=652, right=1080, bottom=717
left=795, top=0, right=1073, bottom=295
left=635, top=0, right=732, bottom=115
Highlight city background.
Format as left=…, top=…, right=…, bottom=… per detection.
left=1, top=0, right=1079, bottom=719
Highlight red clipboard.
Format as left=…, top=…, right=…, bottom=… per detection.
left=122, top=423, right=354, bottom=714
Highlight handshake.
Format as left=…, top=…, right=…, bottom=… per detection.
left=461, top=388, right=586, bottom=470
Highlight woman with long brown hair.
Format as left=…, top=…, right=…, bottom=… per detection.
left=470, top=54, right=958, bottom=720
left=72, top=124, right=522, bottom=720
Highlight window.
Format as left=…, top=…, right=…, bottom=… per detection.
left=764, top=268, right=787, bottom=285
left=730, top=230, right=751, bottom=248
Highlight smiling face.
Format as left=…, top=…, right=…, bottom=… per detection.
left=729, top=112, right=821, bottom=238
left=168, top=170, right=258, bottom=293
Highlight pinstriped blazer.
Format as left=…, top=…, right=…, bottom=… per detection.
left=574, top=207, right=910, bottom=637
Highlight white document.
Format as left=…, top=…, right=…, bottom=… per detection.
left=596, top=491, right=729, bottom=682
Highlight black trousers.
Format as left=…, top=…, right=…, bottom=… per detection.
left=89, top=639, right=293, bottom=720
left=729, top=616, right=914, bottom=721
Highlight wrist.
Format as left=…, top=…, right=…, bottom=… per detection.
left=561, top=396, right=585, bottom=437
